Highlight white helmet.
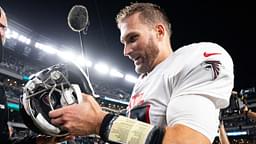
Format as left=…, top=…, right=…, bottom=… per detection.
left=20, top=62, right=94, bottom=137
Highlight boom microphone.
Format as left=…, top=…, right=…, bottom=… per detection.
left=67, top=5, right=89, bottom=32
left=67, top=5, right=90, bottom=79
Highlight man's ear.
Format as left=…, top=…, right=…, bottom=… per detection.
left=155, top=24, right=165, bottom=40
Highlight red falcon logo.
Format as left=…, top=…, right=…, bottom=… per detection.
left=203, top=60, right=221, bottom=80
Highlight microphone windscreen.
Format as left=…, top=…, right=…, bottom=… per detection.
left=67, top=5, right=89, bottom=32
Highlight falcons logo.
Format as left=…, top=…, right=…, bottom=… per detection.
left=203, top=60, right=221, bottom=80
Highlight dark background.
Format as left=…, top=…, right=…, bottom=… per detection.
left=1, top=0, right=255, bottom=91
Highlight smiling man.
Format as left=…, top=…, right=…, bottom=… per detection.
left=49, top=2, right=234, bottom=144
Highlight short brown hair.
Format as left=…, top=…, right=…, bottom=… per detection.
left=116, top=2, right=171, bottom=37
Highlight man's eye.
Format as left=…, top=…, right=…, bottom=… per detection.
left=128, top=35, right=138, bottom=43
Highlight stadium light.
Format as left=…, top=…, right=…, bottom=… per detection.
left=76, top=56, right=92, bottom=67
left=5, top=27, right=137, bottom=86
left=35, top=42, right=58, bottom=54
left=25, top=38, right=31, bottom=45
left=5, top=28, right=11, bottom=39
left=85, top=60, right=93, bottom=67
left=18, top=35, right=31, bottom=45
left=94, top=62, right=109, bottom=75
left=110, top=68, right=124, bottom=78
left=57, top=51, right=76, bottom=62
left=76, top=56, right=86, bottom=67
left=125, top=74, right=138, bottom=83
left=227, top=131, right=247, bottom=136
left=11, top=30, right=19, bottom=39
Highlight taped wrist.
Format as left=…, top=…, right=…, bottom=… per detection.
left=99, top=113, right=165, bottom=144
left=99, top=113, right=117, bottom=142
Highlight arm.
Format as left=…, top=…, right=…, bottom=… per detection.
left=49, top=94, right=210, bottom=144
left=247, top=110, right=256, bottom=120
left=163, top=124, right=210, bottom=144
left=242, top=106, right=256, bottom=120
left=218, top=120, right=230, bottom=144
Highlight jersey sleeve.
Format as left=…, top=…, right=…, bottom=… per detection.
left=166, top=95, right=219, bottom=142
left=166, top=42, right=234, bottom=142
left=170, top=42, right=234, bottom=108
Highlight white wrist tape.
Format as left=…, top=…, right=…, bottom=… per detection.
left=108, top=116, right=154, bottom=144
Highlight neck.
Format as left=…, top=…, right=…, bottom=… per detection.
left=157, top=41, right=173, bottom=65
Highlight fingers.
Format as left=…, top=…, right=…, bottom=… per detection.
left=49, top=106, right=70, bottom=126
left=49, top=107, right=65, bottom=119
left=51, top=117, right=65, bottom=125
left=48, top=93, right=100, bottom=136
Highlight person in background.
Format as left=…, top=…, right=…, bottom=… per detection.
left=0, top=6, right=73, bottom=144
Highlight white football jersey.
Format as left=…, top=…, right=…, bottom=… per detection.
left=127, top=42, right=234, bottom=142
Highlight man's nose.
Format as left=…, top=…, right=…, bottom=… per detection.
left=123, top=45, right=133, bottom=57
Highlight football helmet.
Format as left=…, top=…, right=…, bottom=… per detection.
left=21, top=62, right=94, bottom=137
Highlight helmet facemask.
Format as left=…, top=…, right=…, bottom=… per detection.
left=21, top=63, right=94, bottom=136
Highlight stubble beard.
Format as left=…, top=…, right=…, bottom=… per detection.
left=135, top=38, right=159, bottom=74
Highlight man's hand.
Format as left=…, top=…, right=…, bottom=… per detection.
left=49, top=94, right=107, bottom=136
